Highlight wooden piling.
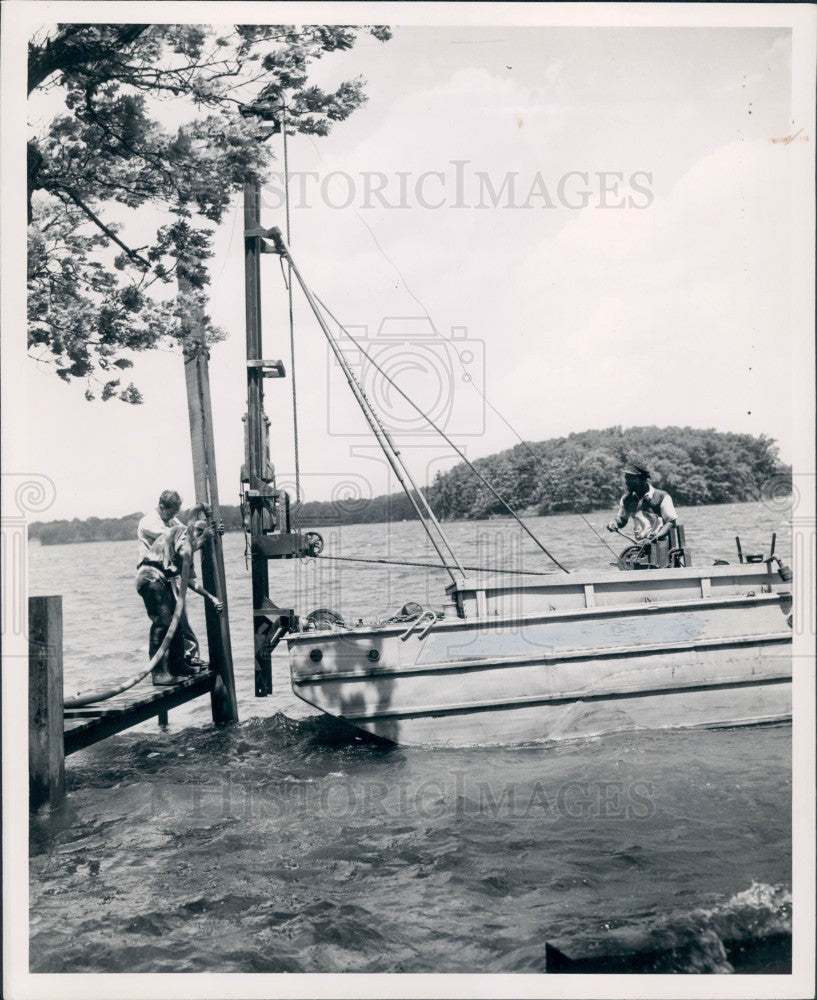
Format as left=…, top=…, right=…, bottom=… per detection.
left=29, top=596, right=65, bottom=809
left=181, top=283, right=239, bottom=726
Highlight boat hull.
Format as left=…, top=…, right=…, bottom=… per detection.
left=288, top=565, right=792, bottom=747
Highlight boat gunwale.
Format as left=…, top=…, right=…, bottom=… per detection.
left=286, top=589, right=792, bottom=645
left=446, top=561, right=786, bottom=593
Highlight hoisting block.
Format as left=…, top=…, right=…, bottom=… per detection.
left=243, top=226, right=286, bottom=256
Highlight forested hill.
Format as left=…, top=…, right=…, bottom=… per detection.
left=425, top=426, right=790, bottom=520
left=29, top=427, right=789, bottom=545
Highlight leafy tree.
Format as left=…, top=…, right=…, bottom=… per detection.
left=427, top=427, right=790, bottom=520
left=27, top=23, right=391, bottom=401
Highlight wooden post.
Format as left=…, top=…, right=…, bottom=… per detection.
left=180, top=284, right=239, bottom=726
left=29, top=596, right=65, bottom=809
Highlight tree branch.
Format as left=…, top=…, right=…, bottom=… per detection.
left=28, top=25, right=150, bottom=94
left=58, top=186, right=151, bottom=268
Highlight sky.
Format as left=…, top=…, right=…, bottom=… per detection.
left=8, top=7, right=816, bottom=521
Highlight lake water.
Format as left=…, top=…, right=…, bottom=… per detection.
left=28, top=501, right=792, bottom=974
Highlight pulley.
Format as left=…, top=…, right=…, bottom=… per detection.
left=305, top=608, right=345, bottom=630
left=305, top=531, right=324, bottom=556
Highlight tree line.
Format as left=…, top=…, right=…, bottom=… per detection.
left=28, top=495, right=421, bottom=546
left=425, top=426, right=790, bottom=519
left=29, top=427, right=790, bottom=544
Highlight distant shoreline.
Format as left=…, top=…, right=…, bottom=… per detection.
left=27, top=497, right=790, bottom=547
left=27, top=427, right=791, bottom=546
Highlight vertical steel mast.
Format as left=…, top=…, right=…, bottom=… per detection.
left=241, top=180, right=317, bottom=697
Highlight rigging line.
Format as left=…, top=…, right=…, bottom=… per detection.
left=583, top=516, right=626, bottom=558
left=510, top=439, right=621, bottom=559
left=350, top=210, right=617, bottom=556
left=313, top=292, right=570, bottom=575
left=318, top=326, right=467, bottom=578
left=270, top=236, right=464, bottom=576
left=322, top=309, right=465, bottom=578
left=281, top=96, right=302, bottom=519
left=212, top=195, right=241, bottom=291
left=315, top=554, right=555, bottom=576
left=275, top=237, right=465, bottom=585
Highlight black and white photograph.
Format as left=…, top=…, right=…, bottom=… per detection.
left=2, top=2, right=815, bottom=997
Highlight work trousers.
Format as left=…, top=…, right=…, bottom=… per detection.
left=135, top=565, right=199, bottom=673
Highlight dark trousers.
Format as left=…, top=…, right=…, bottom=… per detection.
left=136, top=566, right=198, bottom=673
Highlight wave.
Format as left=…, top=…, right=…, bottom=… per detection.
left=547, top=881, right=792, bottom=974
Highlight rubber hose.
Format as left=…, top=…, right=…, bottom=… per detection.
left=63, top=530, right=195, bottom=708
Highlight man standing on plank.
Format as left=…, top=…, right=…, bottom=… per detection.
left=137, top=490, right=204, bottom=676
left=135, top=520, right=222, bottom=686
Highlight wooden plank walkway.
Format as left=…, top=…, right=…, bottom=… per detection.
left=63, top=671, right=216, bottom=755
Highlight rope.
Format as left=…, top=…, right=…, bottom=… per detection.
left=281, top=96, right=302, bottom=519
left=314, top=553, right=554, bottom=576
left=272, top=233, right=465, bottom=585
left=348, top=211, right=620, bottom=559
left=313, top=293, right=571, bottom=575
left=579, top=510, right=624, bottom=558
left=63, top=518, right=197, bottom=708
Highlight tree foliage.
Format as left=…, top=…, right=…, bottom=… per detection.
left=426, top=426, right=791, bottom=519
left=27, top=23, right=391, bottom=401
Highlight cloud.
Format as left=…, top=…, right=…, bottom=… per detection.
left=491, top=137, right=798, bottom=452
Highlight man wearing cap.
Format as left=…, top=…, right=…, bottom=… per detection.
left=136, top=490, right=204, bottom=673
left=607, top=464, right=678, bottom=542
left=135, top=521, right=222, bottom=685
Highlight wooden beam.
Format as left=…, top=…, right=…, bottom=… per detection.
left=29, top=596, right=65, bottom=809
left=180, top=280, right=239, bottom=726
